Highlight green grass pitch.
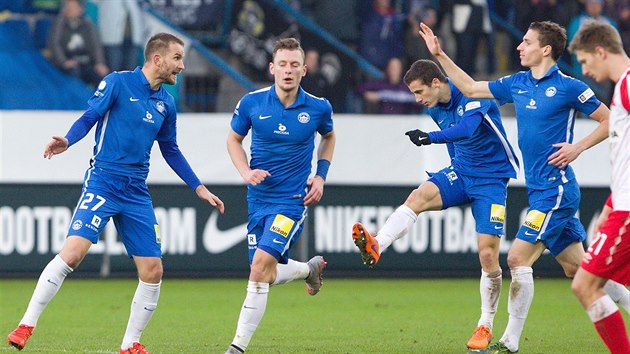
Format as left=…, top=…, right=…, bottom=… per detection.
left=1, top=278, right=626, bottom=353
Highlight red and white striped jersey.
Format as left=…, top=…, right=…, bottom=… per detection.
left=610, top=66, right=630, bottom=211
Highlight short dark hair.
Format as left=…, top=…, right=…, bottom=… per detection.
left=528, top=21, right=566, bottom=61
left=272, top=37, right=305, bottom=62
left=568, top=20, right=624, bottom=54
left=144, top=33, right=184, bottom=63
left=403, top=59, right=447, bottom=86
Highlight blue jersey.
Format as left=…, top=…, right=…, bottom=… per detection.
left=231, top=85, right=334, bottom=205
left=427, top=80, right=519, bottom=178
left=87, top=67, right=177, bottom=179
left=489, top=65, right=601, bottom=189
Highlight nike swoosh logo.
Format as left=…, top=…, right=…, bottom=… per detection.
left=130, top=97, right=140, bottom=102
left=243, top=306, right=257, bottom=309
left=259, top=115, right=272, bottom=120
left=202, top=212, right=247, bottom=253
left=143, top=307, right=155, bottom=312
left=494, top=225, right=503, bottom=230
left=47, top=278, right=59, bottom=287
left=524, top=231, right=537, bottom=236
left=272, top=238, right=284, bottom=244
left=517, top=90, right=528, bottom=94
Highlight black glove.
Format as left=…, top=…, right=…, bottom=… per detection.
left=405, top=129, right=431, bottom=146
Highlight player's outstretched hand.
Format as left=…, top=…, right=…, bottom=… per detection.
left=405, top=129, right=431, bottom=146
left=43, top=136, right=69, bottom=159
left=418, top=22, right=442, bottom=56
left=195, top=185, right=225, bottom=214
left=304, top=176, right=324, bottom=206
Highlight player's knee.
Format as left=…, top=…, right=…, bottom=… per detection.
left=139, top=263, right=163, bottom=283
left=506, top=254, right=522, bottom=269
left=59, top=252, right=85, bottom=269
left=249, top=264, right=274, bottom=283
left=405, top=188, right=430, bottom=212
left=478, top=247, right=498, bottom=270
left=563, top=265, right=579, bottom=279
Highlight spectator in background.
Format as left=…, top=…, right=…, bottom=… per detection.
left=357, top=57, right=421, bottom=114
left=97, top=0, right=144, bottom=72
left=567, top=0, right=616, bottom=74
left=450, top=0, right=496, bottom=76
left=48, top=0, right=109, bottom=87
left=404, top=1, right=438, bottom=65
left=359, top=0, right=405, bottom=70
left=303, top=0, right=360, bottom=49
left=604, top=0, right=630, bottom=55
left=301, top=48, right=332, bottom=99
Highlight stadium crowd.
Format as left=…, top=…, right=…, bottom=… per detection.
left=1, top=0, right=630, bottom=112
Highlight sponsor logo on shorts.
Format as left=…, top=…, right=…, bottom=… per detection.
left=154, top=224, right=161, bottom=244
left=269, top=214, right=295, bottom=237
left=91, top=215, right=101, bottom=228
left=248, top=234, right=257, bottom=245
left=523, top=210, right=546, bottom=231
left=490, top=204, right=506, bottom=223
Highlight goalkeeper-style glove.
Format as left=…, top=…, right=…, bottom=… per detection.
left=405, top=129, right=431, bottom=146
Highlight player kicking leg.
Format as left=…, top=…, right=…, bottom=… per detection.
left=352, top=169, right=507, bottom=351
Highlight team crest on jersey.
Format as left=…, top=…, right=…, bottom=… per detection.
left=156, top=101, right=165, bottom=113
left=72, top=220, right=83, bottom=230
left=545, top=86, right=557, bottom=97
left=457, top=105, right=464, bottom=116
left=297, top=112, right=310, bottom=123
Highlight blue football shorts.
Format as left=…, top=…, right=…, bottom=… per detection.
left=68, top=167, right=161, bottom=258
left=428, top=166, right=509, bottom=236
left=246, top=201, right=307, bottom=264
left=516, top=179, right=585, bottom=256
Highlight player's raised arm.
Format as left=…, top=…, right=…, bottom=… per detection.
left=418, top=23, right=493, bottom=99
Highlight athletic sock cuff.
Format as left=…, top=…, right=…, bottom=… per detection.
left=247, top=281, right=269, bottom=294
left=396, top=204, right=417, bottom=222
left=587, top=295, right=618, bottom=322
left=53, top=254, right=74, bottom=274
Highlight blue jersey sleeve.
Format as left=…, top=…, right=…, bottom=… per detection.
left=317, top=99, right=334, bottom=135
left=428, top=113, right=482, bottom=143
left=231, top=95, right=253, bottom=136
left=88, top=73, right=120, bottom=116
left=488, top=74, right=515, bottom=105
left=65, top=108, right=101, bottom=147
left=158, top=140, right=202, bottom=190
left=566, top=78, right=601, bottom=115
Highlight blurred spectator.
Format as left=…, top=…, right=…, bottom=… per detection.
left=357, top=57, right=421, bottom=114
left=47, top=0, right=108, bottom=86
left=449, top=0, right=495, bottom=76
left=303, top=0, right=360, bottom=49
left=567, top=0, right=616, bottom=74
left=404, top=1, right=438, bottom=65
left=604, top=0, right=630, bottom=55
left=301, top=48, right=332, bottom=99
left=31, top=0, right=62, bottom=13
left=359, top=0, right=406, bottom=70
left=97, top=0, right=144, bottom=71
